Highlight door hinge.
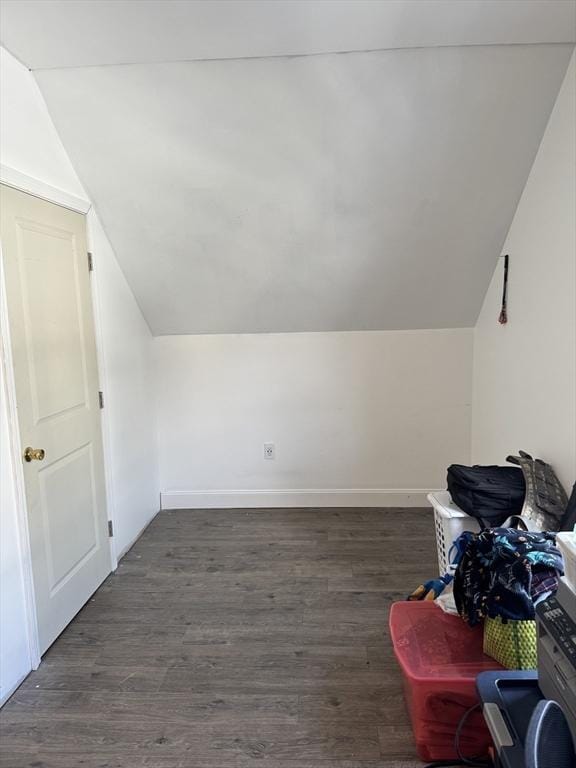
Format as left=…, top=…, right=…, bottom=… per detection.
left=87, top=252, right=94, bottom=272
left=108, top=520, right=114, bottom=537
left=98, top=391, right=104, bottom=409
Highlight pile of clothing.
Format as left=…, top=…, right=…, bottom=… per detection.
left=453, top=527, right=564, bottom=626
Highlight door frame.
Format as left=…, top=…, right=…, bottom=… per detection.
left=0, top=165, right=118, bottom=675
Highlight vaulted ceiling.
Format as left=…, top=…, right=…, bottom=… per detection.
left=1, top=1, right=574, bottom=334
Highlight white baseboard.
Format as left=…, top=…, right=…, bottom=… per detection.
left=161, top=488, right=439, bottom=510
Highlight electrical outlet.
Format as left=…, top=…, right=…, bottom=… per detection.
left=263, top=442, right=275, bottom=460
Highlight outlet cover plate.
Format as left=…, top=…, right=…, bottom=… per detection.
left=263, top=442, right=275, bottom=460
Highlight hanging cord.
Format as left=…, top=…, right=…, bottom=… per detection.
left=498, top=254, right=509, bottom=324
left=423, top=703, right=494, bottom=768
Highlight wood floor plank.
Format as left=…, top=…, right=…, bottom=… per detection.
left=0, top=720, right=382, bottom=759
left=0, top=506, right=436, bottom=766
left=99, top=571, right=329, bottom=594
left=73, top=599, right=304, bottom=627
left=93, top=642, right=370, bottom=670
left=299, top=687, right=407, bottom=725
left=2, top=690, right=299, bottom=725
left=159, top=659, right=391, bottom=695
left=182, top=621, right=388, bottom=646
left=0, top=753, right=424, bottom=768
left=327, top=574, right=431, bottom=592
left=17, top=664, right=167, bottom=693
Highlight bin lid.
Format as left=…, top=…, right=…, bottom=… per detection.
left=389, top=601, right=503, bottom=682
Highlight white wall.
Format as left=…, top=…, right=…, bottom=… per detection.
left=0, top=46, right=159, bottom=700
left=88, top=214, right=159, bottom=557
left=156, top=329, right=473, bottom=508
left=0, top=47, right=85, bottom=198
left=472, top=52, right=576, bottom=492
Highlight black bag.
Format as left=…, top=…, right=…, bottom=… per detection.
left=447, top=464, right=526, bottom=528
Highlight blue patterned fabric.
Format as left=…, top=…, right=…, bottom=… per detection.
left=453, top=528, right=564, bottom=626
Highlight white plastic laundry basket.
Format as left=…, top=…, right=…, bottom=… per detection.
left=556, top=530, right=576, bottom=593
left=428, top=491, right=481, bottom=575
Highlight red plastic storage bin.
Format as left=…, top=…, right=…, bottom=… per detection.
left=389, top=601, right=503, bottom=762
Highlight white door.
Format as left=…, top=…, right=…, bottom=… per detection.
left=1, top=184, right=112, bottom=654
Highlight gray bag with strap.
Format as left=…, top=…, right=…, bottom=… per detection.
left=506, top=450, right=568, bottom=532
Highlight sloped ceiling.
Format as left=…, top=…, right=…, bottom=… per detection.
left=1, top=1, right=574, bottom=334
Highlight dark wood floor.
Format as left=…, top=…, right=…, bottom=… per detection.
left=0, top=507, right=437, bottom=768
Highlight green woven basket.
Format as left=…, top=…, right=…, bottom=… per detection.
left=483, top=616, right=537, bottom=670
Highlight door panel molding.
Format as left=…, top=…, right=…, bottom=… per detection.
left=16, top=220, right=89, bottom=424
left=38, top=442, right=100, bottom=596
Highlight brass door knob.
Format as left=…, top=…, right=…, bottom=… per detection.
left=23, top=447, right=45, bottom=462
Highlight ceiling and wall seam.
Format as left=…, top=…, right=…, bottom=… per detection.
left=12, top=40, right=576, bottom=73
left=2, top=0, right=574, bottom=70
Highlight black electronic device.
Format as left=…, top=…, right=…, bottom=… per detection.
left=536, top=581, right=576, bottom=745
